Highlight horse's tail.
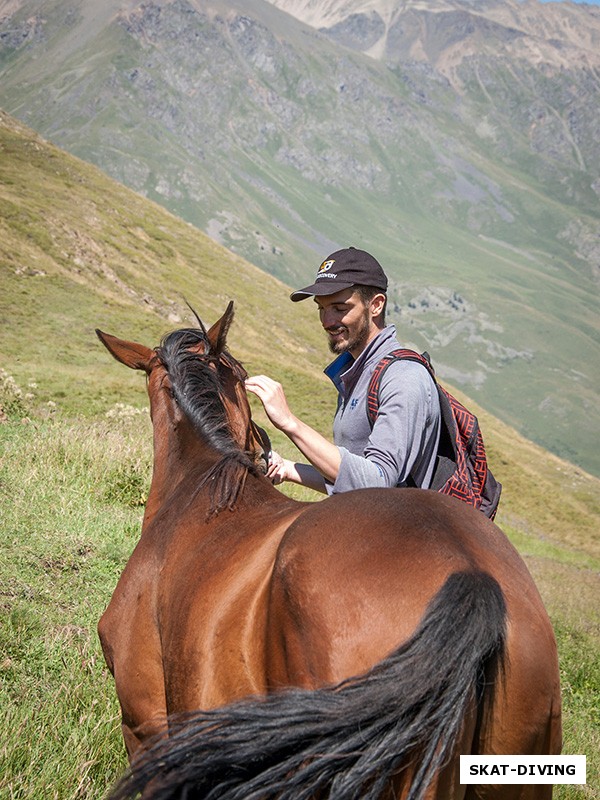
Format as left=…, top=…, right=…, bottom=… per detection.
left=110, top=570, right=506, bottom=800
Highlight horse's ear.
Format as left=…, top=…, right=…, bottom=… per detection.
left=206, top=301, right=234, bottom=355
left=96, top=330, right=154, bottom=372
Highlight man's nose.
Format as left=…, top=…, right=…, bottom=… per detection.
left=321, top=308, right=337, bottom=329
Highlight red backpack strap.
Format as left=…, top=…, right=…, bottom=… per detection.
left=366, top=349, right=435, bottom=426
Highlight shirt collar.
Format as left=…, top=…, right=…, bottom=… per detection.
left=324, top=351, right=353, bottom=393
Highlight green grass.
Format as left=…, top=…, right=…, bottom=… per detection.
left=0, top=416, right=148, bottom=799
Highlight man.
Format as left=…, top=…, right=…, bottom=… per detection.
left=245, top=247, right=440, bottom=494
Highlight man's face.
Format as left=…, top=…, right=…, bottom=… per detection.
left=314, top=288, right=381, bottom=358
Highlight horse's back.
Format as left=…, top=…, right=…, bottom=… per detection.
left=271, top=488, right=547, bottom=633
left=267, top=489, right=487, bottom=681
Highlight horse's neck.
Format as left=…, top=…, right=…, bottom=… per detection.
left=142, top=419, right=219, bottom=528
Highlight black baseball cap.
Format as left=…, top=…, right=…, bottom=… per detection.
left=290, top=247, right=388, bottom=302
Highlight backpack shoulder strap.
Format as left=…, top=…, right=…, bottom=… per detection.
left=366, top=348, right=435, bottom=426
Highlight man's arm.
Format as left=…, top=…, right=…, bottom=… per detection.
left=267, top=452, right=328, bottom=493
left=245, top=375, right=341, bottom=485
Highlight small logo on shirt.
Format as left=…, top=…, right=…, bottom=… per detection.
left=350, top=398, right=359, bottom=410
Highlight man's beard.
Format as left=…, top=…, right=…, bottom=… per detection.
left=326, top=308, right=371, bottom=355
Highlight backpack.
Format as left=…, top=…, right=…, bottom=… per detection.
left=366, top=348, right=502, bottom=519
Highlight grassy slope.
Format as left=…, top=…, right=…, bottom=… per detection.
left=0, top=112, right=598, bottom=797
left=0, top=111, right=333, bottom=422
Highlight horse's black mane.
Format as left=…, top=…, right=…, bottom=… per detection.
left=157, top=328, right=237, bottom=454
left=156, top=327, right=259, bottom=516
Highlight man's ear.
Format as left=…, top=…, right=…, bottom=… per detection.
left=370, top=292, right=387, bottom=320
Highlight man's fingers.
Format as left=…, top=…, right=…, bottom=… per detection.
left=246, top=375, right=280, bottom=394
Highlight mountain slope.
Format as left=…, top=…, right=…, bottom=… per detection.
left=1, top=109, right=599, bottom=568
left=0, top=0, right=598, bottom=474
left=0, top=109, right=333, bottom=423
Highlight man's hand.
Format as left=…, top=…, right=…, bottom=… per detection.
left=245, top=375, right=297, bottom=433
left=246, top=373, right=341, bottom=485
left=266, top=450, right=328, bottom=493
left=265, top=450, right=289, bottom=485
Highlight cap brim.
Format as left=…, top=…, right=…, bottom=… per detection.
left=290, top=280, right=355, bottom=302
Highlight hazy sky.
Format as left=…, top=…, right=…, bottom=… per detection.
left=541, top=0, right=600, bottom=4
left=540, top=0, right=600, bottom=5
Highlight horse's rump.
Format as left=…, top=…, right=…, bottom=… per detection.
left=109, top=570, right=506, bottom=800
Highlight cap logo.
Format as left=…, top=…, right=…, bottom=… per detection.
left=318, top=259, right=335, bottom=274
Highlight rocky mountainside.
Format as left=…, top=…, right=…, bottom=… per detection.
left=0, top=0, right=598, bottom=475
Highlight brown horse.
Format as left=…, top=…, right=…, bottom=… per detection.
left=97, top=303, right=561, bottom=800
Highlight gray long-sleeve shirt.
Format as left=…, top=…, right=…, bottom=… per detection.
left=324, top=325, right=441, bottom=493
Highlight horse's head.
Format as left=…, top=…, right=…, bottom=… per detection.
left=189, top=301, right=271, bottom=469
left=96, top=302, right=270, bottom=516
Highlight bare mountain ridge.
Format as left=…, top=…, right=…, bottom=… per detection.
left=2, top=1, right=599, bottom=182
left=0, top=0, right=598, bottom=476
left=267, top=0, right=600, bottom=75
